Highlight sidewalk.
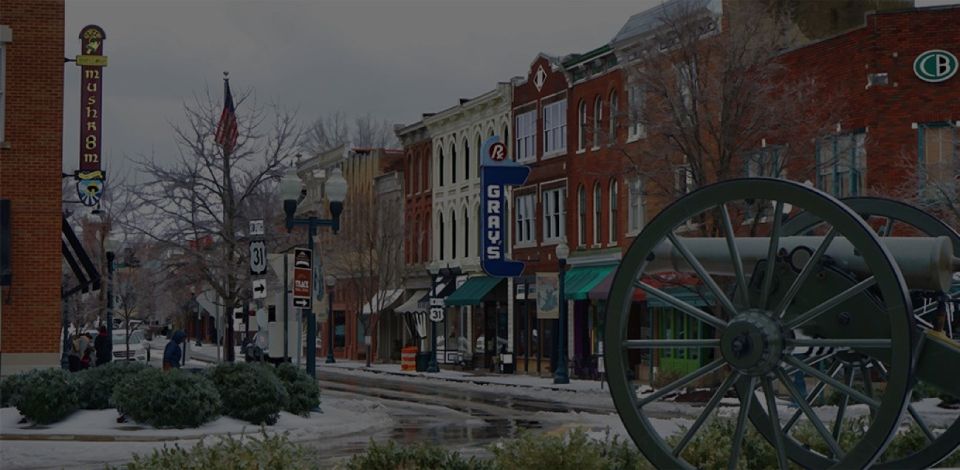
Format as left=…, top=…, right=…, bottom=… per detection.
left=321, top=359, right=611, bottom=394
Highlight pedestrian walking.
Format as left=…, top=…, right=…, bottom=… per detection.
left=78, top=333, right=94, bottom=370
left=94, top=325, right=110, bottom=366
left=68, top=334, right=83, bottom=372
left=163, top=330, right=186, bottom=370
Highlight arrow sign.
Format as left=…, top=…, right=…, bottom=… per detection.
left=252, top=278, right=267, bottom=299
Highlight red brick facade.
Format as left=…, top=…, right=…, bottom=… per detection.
left=511, top=55, right=570, bottom=275
left=0, top=0, right=65, bottom=373
left=776, top=6, right=960, bottom=198
left=400, top=126, right=432, bottom=267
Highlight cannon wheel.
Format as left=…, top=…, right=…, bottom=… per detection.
left=781, top=196, right=960, bottom=469
left=605, top=179, right=915, bottom=469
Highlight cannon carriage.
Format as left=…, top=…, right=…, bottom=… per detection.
left=604, top=178, right=960, bottom=469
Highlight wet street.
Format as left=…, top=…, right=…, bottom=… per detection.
left=309, top=368, right=620, bottom=466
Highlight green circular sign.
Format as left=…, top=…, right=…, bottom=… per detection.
left=913, top=49, right=958, bottom=83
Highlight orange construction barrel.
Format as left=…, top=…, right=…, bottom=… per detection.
left=401, top=346, right=417, bottom=371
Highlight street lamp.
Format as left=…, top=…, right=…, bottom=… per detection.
left=325, top=274, right=336, bottom=364
left=554, top=239, right=570, bottom=384
left=281, top=166, right=347, bottom=378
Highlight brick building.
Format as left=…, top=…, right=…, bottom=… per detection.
left=0, top=0, right=66, bottom=375
left=509, top=54, right=571, bottom=375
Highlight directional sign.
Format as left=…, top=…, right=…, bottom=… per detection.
left=429, top=307, right=444, bottom=323
left=292, top=248, right=312, bottom=308
left=252, top=278, right=267, bottom=299
left=430, top=297, right=444, bottom=307
left=249, top=240, right=267, bottom=275
left=249, top=219, right=265, bottom=236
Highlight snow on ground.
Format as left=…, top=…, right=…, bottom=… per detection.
left=0, top=396, right=392, bottom=470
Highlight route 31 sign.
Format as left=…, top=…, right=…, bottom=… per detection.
left=249, top=240, right=267, bottom=275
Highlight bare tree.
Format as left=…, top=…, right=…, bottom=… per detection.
left=884, top=134, right=960, bottom=229
left=126, top=84, right=301, bottom=358
left=326, top=175, right=404, bottom=367
left=302, top=112, right=398, bottom=155
left=614, top=0, right=840, bottom=234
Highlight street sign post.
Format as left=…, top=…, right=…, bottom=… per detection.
left=252, top=278, right=267, bottom=299
left=249, top=240, right=267, bottom=276
left=292, top=248, right=312, bottom=308
left=249, top=219, right=265, bottom=236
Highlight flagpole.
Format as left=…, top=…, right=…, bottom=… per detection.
left=222, top=70, right=236, bottom=363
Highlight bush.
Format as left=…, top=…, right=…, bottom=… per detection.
left=122, top=430, right=318, bottom=470
left=76, top=361, right=149, bottom=409
left=1, top=371, right=30, bottom=407
left=492, top=428, right=648, bottom=470
left=343, top=440, right=492, bottom=470
left=208, top=363, right=289, bottom=425
left=274, top=363, right=320, bottom=416
left=113, top=368, right=221, bottom=428
left=13, top=368, right=79, bottom=424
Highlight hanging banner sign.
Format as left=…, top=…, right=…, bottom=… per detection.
left=292, top=248, right=312, bottom=308
left=480, top=136, right=530, bottom=277
left=76, top=25, right=107, bottom=207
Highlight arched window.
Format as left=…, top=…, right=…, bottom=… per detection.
left=439, top=213, right=445, bottom=261
left=502, top=125, right=510, bottom=159
left=609, top=91, right=619, bottom=143
left=593, top=182, right=602, bottom=245
left=463, top=138, right=470, bottom=181
left=577, top=100, right=587, bottom=151
left=463, top=207, right=469, bottom=258
left=593, top=96, right=602, bottom=149
left=413, top=215, right=420, bottom=263
left=609, top=180, right=619, bottom=243
left=476, top=134, right=482, bottom=177
left=450, top=209, right=457, bottom=260
left=577, top=185, right=586, bottom=247
left=451, top=140, right=457, bottom=185
left=476, top=204, right=482, bottom=257
left=438, top=146, right=444, bottom=188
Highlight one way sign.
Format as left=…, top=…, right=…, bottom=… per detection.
left=252, top=278, right=267, bottom=299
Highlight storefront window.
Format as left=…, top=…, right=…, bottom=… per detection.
left=334, top=311, right=345, bottom=348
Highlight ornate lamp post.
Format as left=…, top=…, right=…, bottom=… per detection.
left=325, top=274, right=336, bottom=364
left=554, top=239, right=570, bottom=384
left=280, top=166, right=347, bottom=378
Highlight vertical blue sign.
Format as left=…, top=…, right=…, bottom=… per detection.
left=480, top=136, right=530, bottom=277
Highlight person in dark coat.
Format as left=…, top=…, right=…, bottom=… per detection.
left=94, top=325, right=110, bottom=366
left=163, top=330, right=186, bottom=370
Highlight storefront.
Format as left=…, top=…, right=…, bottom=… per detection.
left=562, top=265, right=616, bottom=380
left=444, top=276, right=508, bottom=371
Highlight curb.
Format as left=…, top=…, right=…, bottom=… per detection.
left=322, top=366, right=606, bottom=394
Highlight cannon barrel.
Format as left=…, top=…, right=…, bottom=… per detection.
left=648, top=236, right=957, bottom=292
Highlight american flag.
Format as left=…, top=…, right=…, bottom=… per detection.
left=215, top=78, right=239, bottom=154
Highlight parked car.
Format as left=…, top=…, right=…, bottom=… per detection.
left=112, top=330, right=147, bottom=362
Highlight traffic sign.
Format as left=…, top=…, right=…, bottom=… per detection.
left=429, top=307, right=444, bottom=323
left=430, top=297, right=444, bottom=307
left=252, top=278, right=267, bottom=299
left=292, top=248, right=312, bottom=308
left=249, top=240, right=267, bottom=275
left=249, top=219, right=265, bottom=236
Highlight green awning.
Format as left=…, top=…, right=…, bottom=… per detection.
left=444, top=276, right=504, bottom=306
left=648, top=287, right=714, bottom=308
left=564, top=265, right=615, bottom=300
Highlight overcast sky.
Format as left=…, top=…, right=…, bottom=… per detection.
left=62, top=0, right=958, bottom=179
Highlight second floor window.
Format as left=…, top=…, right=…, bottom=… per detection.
left=543, top=100, right=567, bottom=155
left=816, top=131, right=866, bottom=198
left=919, top=123, right=958, bottom=200
left=593, top=96, right=603, bottom=149
left=593, top=183, right=602, bottom=245
left=628, top=178, right=645, bottom=234
left=516, top=110, right=536, bottom=161
left=578, top=100, right=587, bottom=151
left=676, top=163, right=694, bottom=195
left=627, top=85, right=645, bottom=140
left=609, top=91, right=619, bottom=143
left=609, top=180, right=618, bottom=243
left=543, top=187, right=566, bottom=242
left=578, top=186, right=586, bottom=247
left=515, top=193, right=536, bottom=244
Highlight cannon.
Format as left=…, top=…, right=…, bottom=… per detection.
left=604, top=178, right=960, bottom=469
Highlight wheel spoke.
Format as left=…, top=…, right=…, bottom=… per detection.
left=762, top=377, right=789, bottom=470
left=636, top=281, right=727, bottom=329
left=668, top=232, right=740, bottom=318
left=638, top=359, right=726, bottom=407
left=785, top=355, right=880, bottom=408
left=775, top=367, right=845, bottom=459
left=719, top=203, right=750, bottom=309
left=728, top=377, right=758, bottom=470
left=832, top=366, right=854, bottom=440
left=673, top=372, right=741, bottom=457
left=907, top=403, right=937, bottom=443
left=625, top=339, right=720, bottom=349
left=760, top=201, right=785, bottom=310
left=784, top=361, right=843, bottom=433
left=860, top=363, right=876, bottom=421
left=786, top=338, right=891, bottom=349
left=775, top=227, right=838, bottom=318
left=784, top=276, right=877, bottom=329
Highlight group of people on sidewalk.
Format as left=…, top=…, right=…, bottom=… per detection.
left=67, top=325, right=111, bottom=372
